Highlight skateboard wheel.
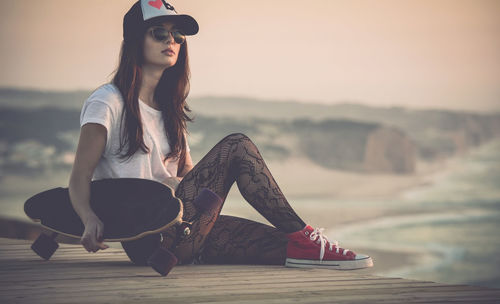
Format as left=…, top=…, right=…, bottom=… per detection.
left=121, top=233, right=161, bottom=266
left=31, top=233, right=59, bottom=260
left=192, top=188, right=223, bottom=212
left=147, top=247, right=178, bottom=277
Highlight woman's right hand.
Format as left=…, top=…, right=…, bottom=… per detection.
left=69, top=123, right=109, bottom=253
left=80, top=214, right=109, bottom=253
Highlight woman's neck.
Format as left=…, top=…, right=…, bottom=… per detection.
left=139, top=64, right=165, bottom=108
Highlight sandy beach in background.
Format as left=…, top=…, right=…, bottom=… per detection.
left=264, top=155, right=451, bottom=202
left=223, top=154, right=455, bottom=227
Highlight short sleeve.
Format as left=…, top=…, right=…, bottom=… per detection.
left=80, top=100, right=114, bottom=154
left=80, top=100, right=113, bottom=131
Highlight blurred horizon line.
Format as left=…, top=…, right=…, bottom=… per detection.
left=1, top=85, right=499, bottom=115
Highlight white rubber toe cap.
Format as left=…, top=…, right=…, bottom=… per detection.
left=354, top=253, right=370, bottom=260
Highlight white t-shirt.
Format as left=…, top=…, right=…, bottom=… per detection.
left=79, top=83, right=190, bottom=183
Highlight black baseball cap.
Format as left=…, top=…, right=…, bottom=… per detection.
left=123, top=0, right=199, bottom=42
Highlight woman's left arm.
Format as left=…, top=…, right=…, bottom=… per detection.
left=177, top=149, right=194, bottom=178
left=163, top=150, right=193, bottom=191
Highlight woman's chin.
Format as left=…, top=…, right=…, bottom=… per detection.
left=144, top=57, right=177, bottom=69
left=159, top=60, right=177, bottom=69
left=145, top=61, right=176, bottom=70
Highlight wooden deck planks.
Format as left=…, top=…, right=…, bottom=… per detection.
left=1, top=238, right=499, bottom=303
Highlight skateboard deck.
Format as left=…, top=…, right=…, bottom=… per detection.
left=24, top=178, right=223, bottom=276
left=24, top=178, right=183, bottom=241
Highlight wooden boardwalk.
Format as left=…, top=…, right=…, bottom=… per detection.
left=1, top=238, right=499, bottom=303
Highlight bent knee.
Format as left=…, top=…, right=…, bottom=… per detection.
left=214, top=133, right=259, bottom=153
left=220, top=133, right=254, bottom=145
left=226, top=132, right=250, bottom=141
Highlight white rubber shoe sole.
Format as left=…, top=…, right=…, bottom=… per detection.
left=285, top=254, right=373, bottom=270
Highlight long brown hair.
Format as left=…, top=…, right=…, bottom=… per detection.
left=111, top=20, right=193, bottom=174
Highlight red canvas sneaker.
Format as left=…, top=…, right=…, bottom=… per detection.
left=285, top=225, right=373, bottom=270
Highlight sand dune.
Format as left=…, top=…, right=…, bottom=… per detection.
left=262, top=156, right=448, bottom=201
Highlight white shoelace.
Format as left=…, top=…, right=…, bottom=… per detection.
left=309, top=227, right=350, bottom=261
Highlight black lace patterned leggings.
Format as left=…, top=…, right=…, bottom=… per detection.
left=121, top=133, right=306, bottom=265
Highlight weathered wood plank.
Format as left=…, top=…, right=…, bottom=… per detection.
left=4, top=289, right=500, bottom=304
left=0, top=270, right=378, bottom=283
left=0, top=277, right=434, bottom=293
left=0, top=283, right=486, bottom=297
left=1, top=237, right=499, bottom=304
left=1, top=271, right=391, bottom=284
left=4, top=285, right=500, bottom=304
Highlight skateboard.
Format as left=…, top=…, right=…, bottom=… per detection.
left=24, top=178, right=223, bottom=276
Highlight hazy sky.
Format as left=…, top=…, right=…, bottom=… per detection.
left=1, top=0, right=499, bottom=112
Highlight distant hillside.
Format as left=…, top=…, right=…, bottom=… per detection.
left=1, top=88, right=499, bottom=172
left=188, top=116, right=416, bottom=174
left=0, top=87, right=88, bottom=109
left=188, top=97, right=500, bottom=160
left=0, top=106, right=416, bottom=176
left=0, top=106, right=79, bottom=150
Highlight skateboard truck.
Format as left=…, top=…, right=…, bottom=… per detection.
left=178, top=221, right=192, bottom=237
left=146, top=188, right=223, bottom=276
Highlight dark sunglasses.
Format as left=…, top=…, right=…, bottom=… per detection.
left=149, top=27, right=186, bottom=45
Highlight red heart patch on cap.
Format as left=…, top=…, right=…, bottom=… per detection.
left=148, top=0, right=163, bottom=10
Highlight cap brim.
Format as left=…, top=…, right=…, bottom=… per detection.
left=147, top=15, right=199, bottom=35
